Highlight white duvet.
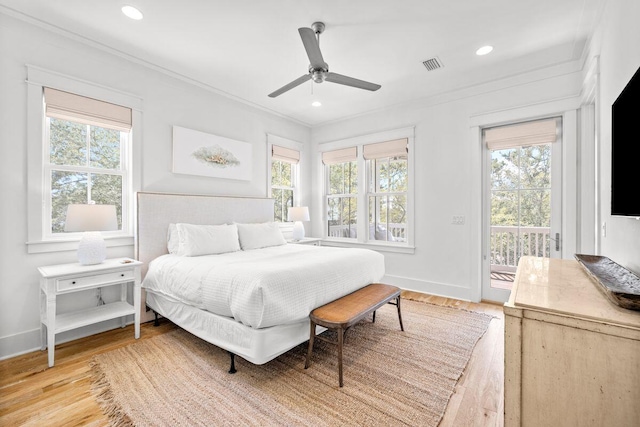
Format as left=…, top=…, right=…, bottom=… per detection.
left=142, top=244, right=385, bottom=328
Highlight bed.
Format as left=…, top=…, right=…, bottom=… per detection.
left=136, top=192, right=385, bottom=370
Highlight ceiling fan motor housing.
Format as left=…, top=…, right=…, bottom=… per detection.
left=311, top=22, right=325, bottom=35
left=310, top=65, right=328, bottom=83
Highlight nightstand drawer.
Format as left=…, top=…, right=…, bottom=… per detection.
left=56, top=270, right=135, bottom=292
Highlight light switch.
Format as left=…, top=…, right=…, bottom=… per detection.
left=452, top=215, right=465, bottom=225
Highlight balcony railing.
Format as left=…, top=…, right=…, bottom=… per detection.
left=490, top=225, right=551, bottom=272
left=327, top=224, right=550, bottom=274
left=328, top=223, right=406, bottom=242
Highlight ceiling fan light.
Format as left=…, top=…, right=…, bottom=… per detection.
left=311, top=70, right=326, bottom=83
left=312, top=101, right=322, bottom=107
left=476, top=45, right=493, bottom=56
left=122, top=5, right=144, bottom=20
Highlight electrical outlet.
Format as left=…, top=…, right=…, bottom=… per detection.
left=452, top=215, right=465, bottom=225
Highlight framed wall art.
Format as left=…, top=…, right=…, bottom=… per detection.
left=172, top=125, right=252, bottom=181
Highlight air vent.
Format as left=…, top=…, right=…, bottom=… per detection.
left=422, top=57, right=443, bottom=71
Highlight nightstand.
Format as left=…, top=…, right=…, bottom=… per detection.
left=38, top=258, right=142, bottom=367
left=287, top=237, right=322, bottom=246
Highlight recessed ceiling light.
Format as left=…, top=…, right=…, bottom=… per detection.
left=311, top=101, right=322, bottom=107
left=122, top=5, right=144, bottom=20
left=476, top=45, right=493, bottom=56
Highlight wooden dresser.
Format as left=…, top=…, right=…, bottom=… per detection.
left=504, top=256, right=640, bottom=427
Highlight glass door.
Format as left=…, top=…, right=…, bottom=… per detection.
left=482, top=118, right=562, bottom=302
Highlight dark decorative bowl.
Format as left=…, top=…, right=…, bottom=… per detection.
left=575, top=254, right=640, bottom=311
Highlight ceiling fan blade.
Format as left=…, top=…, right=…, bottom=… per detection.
left=325, top=72, right=381, bottom=91
left=298, top=27, right=326, bottom=69
left=268, top=74, right=311, bottom=98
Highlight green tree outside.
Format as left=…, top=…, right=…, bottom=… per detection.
left=491, top=145, right=552, bottom=266
left=271, top=160, right=294, bottom=222
left=326, top=157, right=408, bottom=241
left=49, top=118, right=124, bottom=233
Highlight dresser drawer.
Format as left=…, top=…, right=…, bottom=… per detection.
left=56, top=270, right=135, bottom=292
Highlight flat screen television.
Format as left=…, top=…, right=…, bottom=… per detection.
left=611, top=64, right=640, bottom=218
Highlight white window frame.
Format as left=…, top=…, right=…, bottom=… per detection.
left=325, top=160, right=358, bottom=239
left=266, top=134, right=302, bottom=222
left=367, top=155, right=409, bottom=243
left=270, top=159, right=298, bottom=222
left=43, top=119, right=131, bottom=240
left=26, top=65, right=142, bottom=253
left=318, top=127, right=415, bottom=254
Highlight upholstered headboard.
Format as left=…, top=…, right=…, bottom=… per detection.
left=136, top=192, right=274, bottom=278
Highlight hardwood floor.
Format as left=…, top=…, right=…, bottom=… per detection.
left=402, top=291, right=505, bottom=427
left=0, top=293, right=505, bottom=426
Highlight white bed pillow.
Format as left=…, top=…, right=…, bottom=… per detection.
left=174, top=223, right=240, bottom=256
left=167, top=223, right=180, bottom=254
left=236, top=222, right=287, bottom=250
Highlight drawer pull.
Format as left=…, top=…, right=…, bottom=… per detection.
left=72, top=281, right=76, bottom=284
left=121, top=274, right=125, bottom=277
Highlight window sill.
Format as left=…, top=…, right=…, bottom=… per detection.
left=321, top=238, right=415, bottom=254
left=26, top=236, right=134, bottom=254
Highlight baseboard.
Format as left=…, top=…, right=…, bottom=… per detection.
left=0, top=328, right=42, bottom=360
left=382, top=274, right=478, bottom=302
left=0, top=316, right=135, bottom=362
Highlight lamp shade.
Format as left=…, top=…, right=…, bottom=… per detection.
left=287, top=206, right=310, bottom=222
left=64, top=204, right=118, bottom=232
left=64, top=204, right=117, bottom=265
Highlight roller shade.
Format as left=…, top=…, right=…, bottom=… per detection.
left=363, top=138, right=408, bottom=160
left=322, top=147, right=357, bottom=165
left=484, top=118, right=558, bottom=150
left=44, top=87, right=132, bottom=132
left=272, top=145, right=300, bottom=164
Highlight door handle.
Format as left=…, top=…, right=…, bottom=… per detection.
left=549, top=232, right=560, bottom=251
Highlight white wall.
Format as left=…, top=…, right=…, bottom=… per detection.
left=0, top=13, right=310, bottom=359
left=309, top=0, right=640, bottom=302
left=586, top=0, right=640, bottom=272
left=311, top=64, right=585, bottom=302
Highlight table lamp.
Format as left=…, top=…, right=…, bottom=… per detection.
left=288, top=206, right=310, bottom=241
left=65, top=204, right=118, bottom=265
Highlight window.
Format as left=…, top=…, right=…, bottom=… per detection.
left=270, top=144, right=299, bottom=222
left=365, top=139, right=408, bottom=242
left=484, top=118, right=559, bottom=273
left=44, top=88, right=132, bottom=237
left=26, top=66, right=141, bottom=253
left=321, top=129, right=413, bottom=250
left=324, top=147, right=358, bottom=238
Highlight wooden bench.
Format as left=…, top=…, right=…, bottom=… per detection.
left=304, top=283, right=404, bottom=387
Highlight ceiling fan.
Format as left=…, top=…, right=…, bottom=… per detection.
left=268, top=22, right=382, bottom=98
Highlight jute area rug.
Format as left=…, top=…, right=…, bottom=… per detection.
left=90, top=300, right=494, bottom=426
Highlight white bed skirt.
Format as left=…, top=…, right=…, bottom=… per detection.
left=145, top=291, right=325, bottom=365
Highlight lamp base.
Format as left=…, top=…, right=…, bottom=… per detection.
left=292, top=221, right=306, bottom=241
left=77, top=231, right=107, bottom=265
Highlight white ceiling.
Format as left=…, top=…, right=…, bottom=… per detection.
left=0, top=0, right=606, bottom=127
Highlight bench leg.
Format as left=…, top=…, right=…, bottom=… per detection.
left=338, top=326, right=344, bottom=387
left=305, top=320, right=316, bottom=369
left=372, top=310, right=376, bottom=323
left=397, top=296, right=404, bottom=331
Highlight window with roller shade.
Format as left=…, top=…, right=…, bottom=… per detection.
left=322, top=135, right=411, bottom=246
left=271, top=144, right=300, bottom=222
left=485, top=117, right=560, bottom=272
left=365, top=139, right=408, bottom=242
left=44, top=88, right=132, bottom=236
left=323, top=147, right=358, bottom=239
